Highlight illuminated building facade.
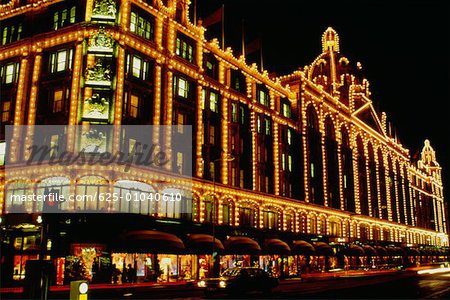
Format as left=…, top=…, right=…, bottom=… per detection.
left=0, top=0, right=448, bottom=284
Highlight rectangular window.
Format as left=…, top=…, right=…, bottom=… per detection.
left=1, top=61, right=19, bottom=84
left=128, top=54, right=150, bottom=81
left=265, top=118, right=271, bottom=135
left=257, top=116, right=261, bottom=133
left=1, top=23, right=23, bottom=45
left=288, top=155, right=292, bottom=172
left=130, top=10, right=154, bottom=40
left=240, top=107, right=245, bottom=124
left=230, top=69, right=246, bottom=94
left=231, top=167, right=236, bottom=186
left=52, top=89, right=64, bottom=113
left=2, top=101, right=11, bottom=123
left=201, top=89, right=206, bottom=109
left=176, top=152, right=183, bottom=174
left=175, top=34, right=195, bottom=63
left=281, top=153, right=286, bottom=171
left=282, top=101, right=291, bottom=118
left=209, top=91, right=219, bottom=113
left=5, top=63, right=14, bottom=84
left=231, top=102, right=238, bottom=122
left=311, top=163, right=315, bottom=178
left=257, top=87, right=269, bottom=106
left=129, top=94, right=139, bottom=118
left=0, top=141, right=5, bottom=166
left=53, top=6, right=76, bottom=30
left=287, top=129, right=292, bottom=145
left=239, top=169, right=244, bottom=188
left=177, top=112, right=185, bottom=133
left=49, top=49, right=73, bottom=73
left=175, top=76, right=190, bottom=98
left=222, top=205, right=230, bottom=225
left=209, top=125, right=215, bottom=145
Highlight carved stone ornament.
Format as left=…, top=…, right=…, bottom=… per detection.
left=92, top=0, right=117, bottom=18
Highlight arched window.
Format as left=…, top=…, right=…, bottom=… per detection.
left=359, top=224, right=369, bottom=240
left=221, top=200, right=233, bottom=225
left=307, top=106, right=323, bottom=205
left=284, top=213, right=294, bottom=232
left=372, top=226, right=381, bottom=241
left=388, top=157, right=397, bottom=222
left=113, top=180, right=155, bottom=214
left=325, top=117, right=339, bottom=209
left=76, top=176, right=109, bottom=211
left=5, top=180, right=34, bottom=213
left=340, top=127, right=355, bottom=212
left=356, top=137, right=368, bottom=215
left=319, top=216, right=327, bottom=235
left=203, top=194, right=216, bottom=223
left=262, top=209, right=279, bottom=230
left=368, top=143, right=378, bottom=218
left=158, top=188, right=191, bottom=219
left=309, top=215, right=317, bottom=234
left=329, top=218, right=342, bottom=237
left=239, top=205, right=255, bottom=228
left=36, top=176, right=71, bottom=211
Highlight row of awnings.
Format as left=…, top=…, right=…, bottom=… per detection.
left=111, top=230, right=449, bottom=257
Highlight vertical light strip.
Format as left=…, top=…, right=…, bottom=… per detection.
left=393, top=163, right=400, bottom=222
left=155, top=16, right=164, bottom=51
left=85, top=0, right=94, bottom=21
left=384, top=154, right=393, bottom=221
left=195, top=84, right=203, bottom=177
left=153, top=64, right=162, bottom=145
left=164, top=71, right=173, bottom=170
left=251, top=110, right=257, bottom=190
left=114, top=47, right=126, bottom=125
left=321, top=125, right=328, bottom=207
left=121, top=0, right=130, bottom=30
left=273, top=122, right=280, bottom=195
left=27, top=54, right=41, bottom=125
left=337, top=139, right=344, bottom=210
left=13, top=57, right=27, bottom=125
left=69, top=43, right=83, bottom=125
left=352, top=144, right=361, bottom=215
left=10, top=57, right=28, bottom=163
left=221, top=95, right=229, bottom=184
left=364, top=142, right=372, bottom=217
left=375, top=149, right=382, bottom=219
left=24, top=53, right=42, bottom=160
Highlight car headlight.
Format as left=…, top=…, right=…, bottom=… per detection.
left=219, top=280, right=227, bottom=288
left=197, top=280, right=206, bottom=287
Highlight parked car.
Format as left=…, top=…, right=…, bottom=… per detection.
left=197, top=267, right=279, bottom=296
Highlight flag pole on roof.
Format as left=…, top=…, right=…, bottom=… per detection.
left=241, top=19, right=245, bottom=56
left=201, top=4, right=225, bottom=50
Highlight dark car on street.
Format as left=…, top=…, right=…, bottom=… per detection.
left=197, top=267, right=279, bottom=296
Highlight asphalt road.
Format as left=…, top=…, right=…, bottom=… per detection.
left=3, top=271, right=448, bottom=299
left=82, top=271, right=450, bottom=299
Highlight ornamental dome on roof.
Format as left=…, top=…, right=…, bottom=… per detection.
left=306, top=27, right=366, bottom=91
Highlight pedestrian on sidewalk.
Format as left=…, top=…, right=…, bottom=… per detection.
left=111, top=264, right=121, bottom=284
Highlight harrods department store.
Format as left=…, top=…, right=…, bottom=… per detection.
left=0, top=0, right=448, bottom=285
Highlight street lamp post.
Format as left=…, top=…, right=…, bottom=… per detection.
left=209, top=155, right=235, bottom=277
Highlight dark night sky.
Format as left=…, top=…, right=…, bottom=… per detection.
left=197, top=0, right=449, bottom=202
